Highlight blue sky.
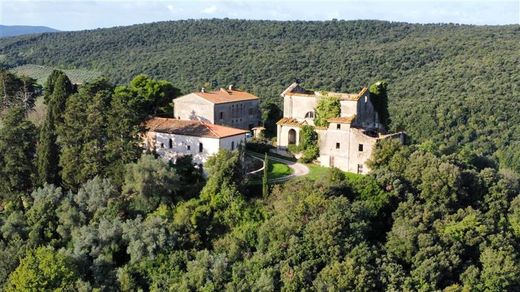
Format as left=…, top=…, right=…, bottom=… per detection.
left=1, top=0, right=519, bottom=31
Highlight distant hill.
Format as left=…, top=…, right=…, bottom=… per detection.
left=0, top=25, right=59, bottom=38
left=11, top=64, right=102, bottom=85
left=0, top=19, right=519, bottom=170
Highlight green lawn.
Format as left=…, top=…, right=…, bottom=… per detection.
left=305, top=164, right=330, bottom=180
left=305, top=163, right=363, bottom=181
left=268, top=161, right=293, bottom=180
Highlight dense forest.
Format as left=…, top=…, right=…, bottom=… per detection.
left=1, top=19, right=520, bottom=290
left=1, top=20, right=519, bottom=172
left=1, top=70, right=520, bottom=291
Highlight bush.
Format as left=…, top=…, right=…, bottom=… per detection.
left=246, top=141, right=273, bottom=154
left=301, top=145, right=319, bottom=163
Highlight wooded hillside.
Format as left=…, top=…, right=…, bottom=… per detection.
left=1, top=19, right=519, bottom=171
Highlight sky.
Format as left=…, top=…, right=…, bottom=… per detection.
left=1, top=0, right=519, bottom=31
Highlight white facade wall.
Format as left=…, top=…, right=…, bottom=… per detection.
left=277, top=124, right=300, bottom=148
left=173, top=94, right=214, bottom=123
left=317, top=123, right=377, bottom=174
left=152, top=132, right=246, bottom=165
left=283, top=95, right=317, bottom=124
left=219, top=135, right=246, bottom=152
left=340, top=100, right=358, bottom=117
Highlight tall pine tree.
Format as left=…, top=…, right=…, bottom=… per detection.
left=36, top=72, right=74, bottom=186
left=0, top=107, right=37, bottom=201
left=58, top=79, right=112, bottom=190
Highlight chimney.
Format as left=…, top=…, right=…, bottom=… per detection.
left=201, top=88, right=205, bottom=93
left=228, top=84, right=233, bottom=91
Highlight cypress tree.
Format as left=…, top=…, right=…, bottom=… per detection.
left=262, top=153, right=269, bottom=197
left=36, top=72, right=73, bottom=186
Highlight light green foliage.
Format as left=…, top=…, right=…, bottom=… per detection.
left=26, top=184, right=64, bottom=247
left=297, top=125, right=319, bottom=163
left=314, top=95, right=340, bottom=127
left=5, top=246, right=78, bottom=291
left=508, top=195, right=520, bottom=236
left=480, top=240, right=520, bottom=291
left=123, top=155, right=179, bottom=213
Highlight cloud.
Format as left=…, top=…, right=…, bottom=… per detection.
left=167, top=4, right=175, bottom=13
left=202, top=5, right=218, bottom=14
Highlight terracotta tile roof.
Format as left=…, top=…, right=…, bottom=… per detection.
left=327, top=115, right=356, bottom=124
left=194, top=88, right=259, bottom=104
left=276, top=117, right=307, bottom=127
left=145, top=117, right=248, bottom=138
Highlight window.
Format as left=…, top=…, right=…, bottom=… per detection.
left=160, top=143, right=164, bottom=148
left=168, top=138, right=173, bottom=149
left=358, top=144, right=364, bottom=152
left=248, top=108, right=253, bottom=115
left=336, top=142, right=340, bottom=149
left=231, top=141, right=235, bottom=150
left=304, top=111, right=315, bottom=119
left=187, top=145, right=191, bottom=151
left=357, top=164, right=363, bottom=174
left=336, top=124, right=341, bottom=130
left=199, top=143, right=203, bottom=153
left=219, top=112, right=224, bottom=119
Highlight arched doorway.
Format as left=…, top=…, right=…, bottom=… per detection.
left=288, top=129, right=296, bottom=145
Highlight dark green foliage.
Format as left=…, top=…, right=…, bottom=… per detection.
left=58, top=78, right=113, bottom=190
left=260, top=100, right=282, bottom=137
left=1, top=20, right=520, bottom=290
left=262, top=153, right=269, bottom=197
left=0, top=107, right=37, bottom=201
left=36, top=71, right=74, bottom=186
left=2, top=19, right=518, bottom=169
left=0, top=70, right=38, bottom=115
left=169, top=155, right=205, bottom=200
left=369, top=80, right=390, bottom=130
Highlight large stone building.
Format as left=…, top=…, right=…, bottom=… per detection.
left=277, top=82, right=403, bottom=174
left=173, top=86, right=261, bottom=130
left=143, top=117, right=248, bottom=165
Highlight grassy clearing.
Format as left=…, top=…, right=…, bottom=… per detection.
left=268, top=161, right=293, bottom=180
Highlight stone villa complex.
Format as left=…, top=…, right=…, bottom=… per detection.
left=143, top=86, right=260, bottom=164
left=144, top=82, right=401, bottom=173
left=277, top=82, right=403, bottom=174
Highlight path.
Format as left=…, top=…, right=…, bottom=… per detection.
left=246, top=152, right=309, bottom=183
